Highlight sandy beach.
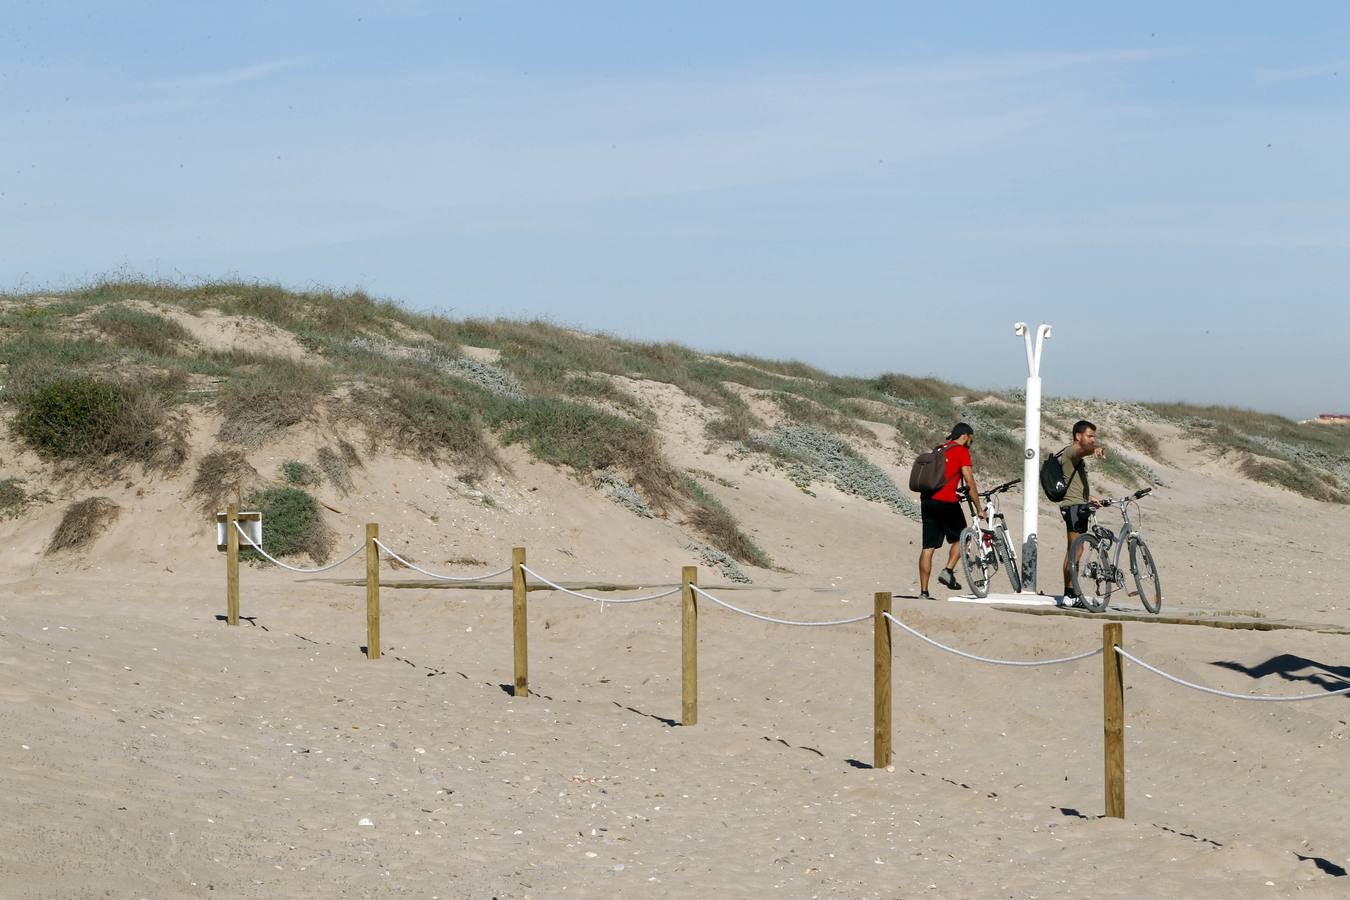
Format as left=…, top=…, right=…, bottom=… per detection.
left=5, top=400, right=1350, bottom=899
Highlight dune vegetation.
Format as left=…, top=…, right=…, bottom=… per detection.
left=3, top=279, right=1347, bottom=566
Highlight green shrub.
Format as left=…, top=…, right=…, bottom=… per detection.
left=347, top=381, right=500, bottom=471
left=966, top=425, right=1025, bottom=484
left=10, top=377, right=187, bottom=474
left=243, top=486, right=335, bottom=563
left=0, top=334, right=117, bottom=396
left=562, top=375, right=654, bottom=422
left=313, top=290, right=395, bottom=336
left=873, top=373, right=967, bottom=403
left=771, top=392, right=871, bottom=439
left=281, top=460, right=321, bottom=486
left=893, top=414, right=939, bottom=456
left=1148, top=401, right=1350, bottom=459
left=488, top=397, right=681, bottom=511
left=91, top=306, right=192, bottom=355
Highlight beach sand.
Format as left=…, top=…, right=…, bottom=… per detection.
left=4, top=408, right=1350, bottom=898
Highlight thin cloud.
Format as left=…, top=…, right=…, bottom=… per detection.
left=885, top=46, right=1193, bottom=85
left=961, top=221, right=1350, bottom=250
left=153, top=58, right=314, bottom=90
left=1256, top=60, right=1347, bottom=84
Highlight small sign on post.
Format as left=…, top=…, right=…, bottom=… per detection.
left=216, top=511, right=262, bottom=551
left=218, top=510, right=261, bottom=627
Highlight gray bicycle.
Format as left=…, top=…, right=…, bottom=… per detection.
left=958, top=478, right=1022, bottom=598
left=1068, top=487, right=1162, bottom=614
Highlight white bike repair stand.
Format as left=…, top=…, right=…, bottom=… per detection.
left=1014, top=321, right=1051, bottom=595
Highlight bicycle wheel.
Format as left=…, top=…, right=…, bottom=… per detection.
left=959, top=527, right=993, bottom=598
left=1129, top=537, right=1162, bottom=614
left=996, top=526, right=1022, bottom=593
left=1069, top=533, right=1113, bottom=612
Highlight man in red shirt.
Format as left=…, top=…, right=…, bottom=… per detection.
left=918, top=422, right=985, bottom=599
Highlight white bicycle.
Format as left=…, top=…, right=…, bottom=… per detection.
left=958, top=478, right=1022, bottom=598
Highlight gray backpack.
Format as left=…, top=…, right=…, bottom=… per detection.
left=909, top=441, right=955, bottom=493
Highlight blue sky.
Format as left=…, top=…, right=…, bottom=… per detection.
left=3, top=1, right=1348, bottom=417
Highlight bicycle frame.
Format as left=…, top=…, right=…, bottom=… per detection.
left=958, top=478, right=1022, bottom=595
left=1084, top=495, right=1146, bottom=586
left=963, top=481, right=1017, bottom=548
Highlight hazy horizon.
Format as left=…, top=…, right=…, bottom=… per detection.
left=4, top=2, right=1347, bottom=419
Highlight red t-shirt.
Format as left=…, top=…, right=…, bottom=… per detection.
left=927, top=442, right=971, bottom=503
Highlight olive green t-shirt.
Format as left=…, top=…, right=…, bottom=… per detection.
left=1057, top=444, right=1089, bottom=507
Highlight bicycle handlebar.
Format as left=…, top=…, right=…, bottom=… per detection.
left=958, top=478, right=1021, bottom=499
left=1095, top=486, right=1155, bottom=508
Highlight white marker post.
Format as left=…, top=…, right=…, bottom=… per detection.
left=1014, top=322, right=1051, bottom=593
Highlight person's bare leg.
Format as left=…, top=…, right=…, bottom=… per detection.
left=1063, top=531, right=1083, bottom=592
left=919, top=547, right=935, bottom=593
left=945, top=540, right=961, bottom=576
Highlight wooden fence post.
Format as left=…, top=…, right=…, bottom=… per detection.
left=512, top=547, right=528, bottom=698
left=681, top=566, right=698, bottom=725
left=225, top=504, right=240, bottom=626
left=874, top=592, right=892, bottom=769
left=365, top=523, right=380, bottom=660
left=1103, top=622, right=1125, bottom=818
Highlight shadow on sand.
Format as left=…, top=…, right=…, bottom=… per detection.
left=1211, top=653, right=1350, bottom=695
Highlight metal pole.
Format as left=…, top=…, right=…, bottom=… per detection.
left=1014, top=322, right=1052, bottom=593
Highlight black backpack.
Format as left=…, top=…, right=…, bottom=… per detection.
left=909, top=441, right=956, bottom=493
left=1040, top=450, right=1069, bottom=502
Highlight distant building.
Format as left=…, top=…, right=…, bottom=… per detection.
left=1304, top=413, right=1350, bottom=425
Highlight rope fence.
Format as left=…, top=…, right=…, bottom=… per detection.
left=521, top=565, right=680, bottom=604
left=692, top=585, right=872, bottom=627
left=882, top=611, right=1101, bottom=667
left=215, top=506, right=1349, bottom=824
left=374, top=538, right=510, bottom=582
left=234, top=521, right=365, bottom=573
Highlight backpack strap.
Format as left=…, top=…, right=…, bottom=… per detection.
left=939, top=440, right=962, bottom=486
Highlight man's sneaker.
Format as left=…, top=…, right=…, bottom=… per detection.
left=919, top=590, right=933, bottom=600
left=1062, top=588, right=1086, bottom=609
left=937, top=568, right=962, bottom=591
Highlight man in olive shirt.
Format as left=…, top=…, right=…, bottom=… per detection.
left=1059, top=419, right=1106, bottom=603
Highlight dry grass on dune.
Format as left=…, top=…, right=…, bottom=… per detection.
left=188, top=450, right=260, bottom=516
left=45, top=497, right=120, bottom=555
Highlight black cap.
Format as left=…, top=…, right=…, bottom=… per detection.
left=948, top=422, right=974, bottom=440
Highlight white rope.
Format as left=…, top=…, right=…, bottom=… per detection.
left=373, top=539, right=510, bottom=582
left=691, top=585, right=871, bottom=627
left=883, top=611, right=1102, bottom=667
left=1116, top=647, right=1350, bottom=702
left=520, top=565, right=681, bottom=604
left=234, top=522, right=364, bottom=573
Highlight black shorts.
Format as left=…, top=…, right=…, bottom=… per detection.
left=1060, top=503, right=1093, bottom=534
left=921, top=499, right=967, bottom=549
